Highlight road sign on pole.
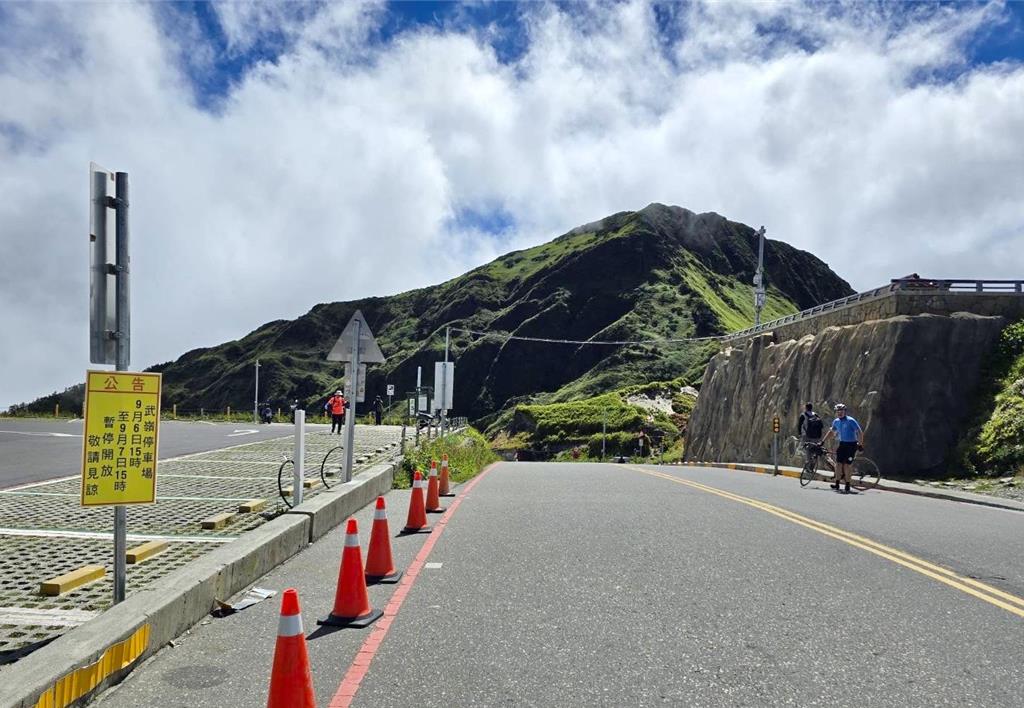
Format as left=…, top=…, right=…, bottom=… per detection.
left=327, top=311, right=386, bottom=482
left=81, top=371, right=161, bottom=506
left=433, top=362, right=454, bottom=412
left=90, top=163, right=117, bottom=365
left=344, top=363, right=367, bottom=402
left=327, top=310, right=385, bottom=363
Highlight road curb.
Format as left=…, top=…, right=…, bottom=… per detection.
left=286, top=462, right=396, bottom=542
left=0, top=459, right=400, bottom=707
left=678, top=461, right=1024, bottom=513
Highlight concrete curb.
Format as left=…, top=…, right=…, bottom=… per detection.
left=678, top=461, right=1024, bottom=513
left=0, top=459, right=400, bottom=707
left=286, top=462, right=396, bottom=542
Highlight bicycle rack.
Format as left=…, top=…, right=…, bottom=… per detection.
left=277, top=459, right=295, bottom=509
left=320, top=445, right=344, bottom=489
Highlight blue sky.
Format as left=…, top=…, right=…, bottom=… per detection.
left=160, top=1, right=1024, bottom=116
left=1, top=0, right=1022, bottom=407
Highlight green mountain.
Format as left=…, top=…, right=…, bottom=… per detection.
left=14, top=204, right=853, bottom=420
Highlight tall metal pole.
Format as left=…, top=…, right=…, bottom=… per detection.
left=415, top=366, right=422, bottom=446
left=253, top=359, right=260, bottom=424
left=112, top=172, right=130, bottom=605
left=343, top=317, right=361, bottom=482
left=602, top=406, right=607, bottom=461
left=293, top=410, right=305, bottom=506
left=440, top=327, right=449, bottom=438
left=753, top=225, right=766, bottom=328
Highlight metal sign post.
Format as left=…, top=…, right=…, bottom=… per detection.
left=88, top=166, right=133, bottom=605
left=440, top=327, right=450, bottom=438
left=343, top=318, right=360, bottom=482
left=327, top=310, right=385, bottom=483
left=112, top=172, right=130, bottom=604
left=772, top=415, right=780, bottom=476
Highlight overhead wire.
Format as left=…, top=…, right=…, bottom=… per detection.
left=446, top=326, right=723, bottom=346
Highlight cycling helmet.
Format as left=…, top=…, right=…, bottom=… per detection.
left=834, top=403, right=846, bottom=411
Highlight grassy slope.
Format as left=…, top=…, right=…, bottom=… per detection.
left=953, top=319, right=1024, bottom=476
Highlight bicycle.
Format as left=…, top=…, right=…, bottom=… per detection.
left=799, top=442, right=880, bottom=491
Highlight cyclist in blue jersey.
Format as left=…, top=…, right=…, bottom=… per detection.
left=821, top=403, right=864, bottom=494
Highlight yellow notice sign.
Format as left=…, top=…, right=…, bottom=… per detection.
left=81, top=371, right=162, bottom=506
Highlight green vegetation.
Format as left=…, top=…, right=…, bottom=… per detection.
left=954, top=319, right=1024, bottom=476
left=488, top=377, right=697, bottom=459
left=396, top=428, right=498, bottom=489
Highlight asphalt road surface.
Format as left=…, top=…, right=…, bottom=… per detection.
left=97, top=462, right=1024, bottom=707
left=0, top=418, right=324, bottom=489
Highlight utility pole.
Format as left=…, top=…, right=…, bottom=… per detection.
left=253, top=359, right=260, bottom=424
left=440, top=326, right=450, bottom=438
left=602, top=406, right=607, bottom=461
left=753, top=225, right=766, bottom=328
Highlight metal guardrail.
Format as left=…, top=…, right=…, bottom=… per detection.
left=889, top=278, right=1024, bottom=293
left=721, top=277, right=1024, bottom=343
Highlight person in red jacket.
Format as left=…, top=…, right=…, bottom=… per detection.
left=326, top=390, right=346, bottom=434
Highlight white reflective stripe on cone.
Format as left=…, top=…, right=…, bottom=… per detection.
left=345, top=532, right=359, bottom=547
left=278, top=613, right=304, bottom=637
left=429, top=469, right=437, bottom=477
left=374, top=508, right=387, bottom=520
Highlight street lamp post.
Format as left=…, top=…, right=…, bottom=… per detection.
left=253, top=359, right=260, bottom=424
left=753, top=225, right=766, bottom=327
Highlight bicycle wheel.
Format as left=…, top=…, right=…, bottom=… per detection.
left=799, top=458, right=816, bottom=487
left=851, top=457, right=880, bottom=490
left=277, top=459, right=295, bottom=509
left=320, top=445, right=344, bottom=488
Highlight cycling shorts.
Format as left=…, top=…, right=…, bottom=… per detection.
left=836, top=442, right=858, bottom=464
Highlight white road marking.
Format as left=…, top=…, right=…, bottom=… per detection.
left=0, top=527, right=235, bottom=543
left=0, top=607, right=99, bottom=627
left=0, top=430, right=81, bottom=438
left=425, top=562, right=443, bottom=569
left=227, top=429, right=259, bottom=437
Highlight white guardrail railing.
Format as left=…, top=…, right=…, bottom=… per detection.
left=720, top=278, right=1024, bottom=343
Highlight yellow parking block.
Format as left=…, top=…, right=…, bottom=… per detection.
left=39, top=565, right=106, bottom=596
left=200, top=512, right=236, bottom=530
left=238, top=498, right=267, bottom=513
left=303, top=479, right=320, bottom=490
left=126, top=540, right=168, bottom=564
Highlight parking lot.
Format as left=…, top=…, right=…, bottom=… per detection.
left=0, top=423, right=404, bottom=659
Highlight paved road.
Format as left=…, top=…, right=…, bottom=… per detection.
left=0, top=418, right=328, bottom=489
left=97, top=462, right=1024, bottom=707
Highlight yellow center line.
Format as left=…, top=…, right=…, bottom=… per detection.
left=629, top=466, right=1024, bottom=619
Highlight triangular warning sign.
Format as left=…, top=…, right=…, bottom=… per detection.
left=327, top=310, right=385, bottom=363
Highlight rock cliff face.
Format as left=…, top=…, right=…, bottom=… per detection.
left=685, top=313, right=1006, bottom=477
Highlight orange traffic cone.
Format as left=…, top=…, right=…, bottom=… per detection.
left=400, top=471, right=431, bottom=534
left=267, top=588, right=316, bottom=708
left=439, top=453, right=455, bottom=497
left=318, top=519, right=382, bottom=628
left=365, top=496, right=402, bottom=584
left=426, top=461, right=445, bottom=514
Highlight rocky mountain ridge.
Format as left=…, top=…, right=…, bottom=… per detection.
left=15, top=204, right=854, bottom=420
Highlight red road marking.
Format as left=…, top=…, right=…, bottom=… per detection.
left=328, top=461, right=501, bottom=707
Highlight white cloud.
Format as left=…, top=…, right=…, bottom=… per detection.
left=1, top=0, right=1022, bottom=407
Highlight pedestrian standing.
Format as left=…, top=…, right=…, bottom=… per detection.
left=821, top=403, right=864, bottom=494
left=373, top=395, right=384, bottom=425
left=326, top=390, right=346, bottom=434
